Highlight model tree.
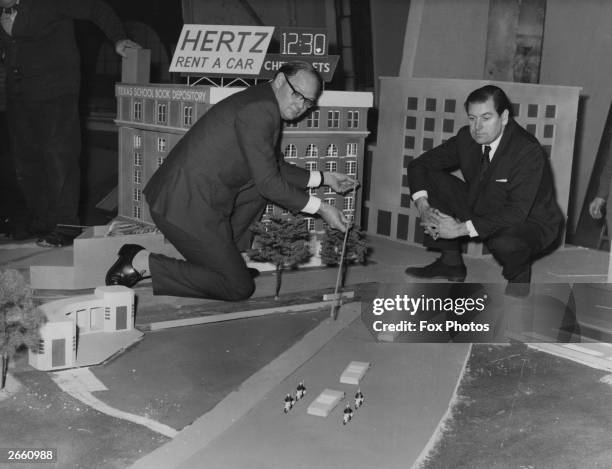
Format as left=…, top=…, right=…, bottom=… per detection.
left=320, top=226, right=369, bottom=287
left=249, top=215, right=312, bottom=299
left=0, top=269, right=46, bottom=389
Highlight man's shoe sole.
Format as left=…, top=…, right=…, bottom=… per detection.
left=404, top=269, right=466, bottom=282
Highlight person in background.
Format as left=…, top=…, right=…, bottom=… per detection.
left=588, top=149, right=612, bottom=222
left=0, top=61, right=24, bottom=236
left=0, top=0, right=140, bottom=246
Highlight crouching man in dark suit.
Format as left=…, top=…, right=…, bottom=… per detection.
left=105, top=62, right=355, bottom=300
left=404, top=85, right=563, bottom=297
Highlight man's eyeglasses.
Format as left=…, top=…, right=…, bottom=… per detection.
left=283, top=72, right=316, bottom=109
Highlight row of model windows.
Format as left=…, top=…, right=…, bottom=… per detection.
left=134, top=136, right=358, bottom=160
left=284, top=143, right=358, bottom=158
left=133, top=101, right=194, bottom=127
left=134, top=135, right=166, bottom=152
left=134, top=161, right=355, bottom=188
left=286, top=110, right=360, bottom=129
left=302, top=160, right=357, bottom=175
left=265, top=197, right=354, bottom=214
left=134, top=152, right=165, bottom=167
left=134, top=101, right=360, bottom=130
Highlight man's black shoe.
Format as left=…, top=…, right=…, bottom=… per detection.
left=405, top=258, right=466, bottom=282
left=504, top=267, right=531, bottom=298
left=105, top=244, right=146, bottom=287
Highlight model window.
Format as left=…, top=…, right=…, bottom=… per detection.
left=305, top=161, right=317, bottom=171
left=133, top=188, right=141, bottom=202
left=134, top=135, right=142, bottom=149
left=134, top=169, right=141, bottom=184
left=284, top=144, right=297, bottom=158
left=133, top=151, right=142, bottom=166
left=347, top=110, right=359, bottom=128
left=327, top=110, right=339, bottom=128
left=326, top=144, right=338, bottom=157
left=346, top=143, right=358, bottom=156
left=157, top=103, right=168, bottom=124
left=305, top=144, right=318, bottom=158
left=306, top=110, right=320, bottom=128
left=183, top=106, right=193, bottom=126
left=325, top=198, right=336, bottom=206
left=325, top=161, right=337, bottom=172
left=345, top=161, right=357, bottom=175
left=305, top=217, right=315, bottom=231
left=343, top=196, right=354, bottom=210
left=133, top=100, right=142, bottom=121
left=157, top=137, right=166, bottom=152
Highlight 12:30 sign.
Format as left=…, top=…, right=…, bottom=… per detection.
left=279, top=27, right=329, bottom=56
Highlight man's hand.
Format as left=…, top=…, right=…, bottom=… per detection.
left=115, top=39, right=142, bottom=58
left=415, top=197, right=439, bottom=238
left=317, top=203, right=350, bottom=232
left=322, top=172, right=358, bottom=194
left=589, top=197, right=606, bottom=219
left=430, top=210, right=469, bottom=239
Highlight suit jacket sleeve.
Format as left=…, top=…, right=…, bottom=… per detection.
left=278, top=159, right=310, bottom=188
left=235, top=100, right=309, bottom=212
left=55, top=0, right=127, bottom=43
left=408, top=135, right=462, bottom=194
left=471, top=141, right=544, bottom=238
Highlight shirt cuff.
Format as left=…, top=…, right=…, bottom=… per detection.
left=307, top=171, right=323, bottom=188
left=302, top=196, right=321, bottom=214
left=412, top=190, right=428, bottom=201
left=465, top=220, right=478, bottom=238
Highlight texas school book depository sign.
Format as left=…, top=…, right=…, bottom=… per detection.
left=169, top=24, right=339, bottom=82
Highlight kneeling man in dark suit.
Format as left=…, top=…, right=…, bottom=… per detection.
left=105, top=62, right=354, bottom=300
left=404, top=85, right=563, bottom=296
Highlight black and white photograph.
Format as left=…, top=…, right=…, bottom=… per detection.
left=1, top=1, right=612, bottom=468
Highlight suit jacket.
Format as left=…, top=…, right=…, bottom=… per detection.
left=408, top=119, right=563, bottom=247
left=0, top=0, right=126, bottom=100
left=144, top=82, right=311, bottom=242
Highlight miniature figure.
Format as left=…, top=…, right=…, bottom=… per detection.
left=342, top=403, right=353, bottom=425
left=284, top=393, right=295, bottom=413
left=354, top=388, right=364, bottom=409
left=296, top=381, right=306, bottom=400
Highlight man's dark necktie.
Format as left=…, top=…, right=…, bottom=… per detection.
left=480, top=145, right=491, bottom=180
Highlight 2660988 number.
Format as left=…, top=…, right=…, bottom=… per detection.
left=1, top=448, right=57, bottom=463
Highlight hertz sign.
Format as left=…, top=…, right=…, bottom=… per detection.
left=170, top=25, right=339, bottom=82
left=170, top=25, right=274, bottom=75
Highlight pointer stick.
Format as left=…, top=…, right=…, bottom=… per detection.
left=330, top=182, right=358, bottom=320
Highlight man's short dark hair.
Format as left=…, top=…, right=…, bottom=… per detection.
left=275, top=61, right=323, bottom=92
left=464, top=85, right=514, bottom=118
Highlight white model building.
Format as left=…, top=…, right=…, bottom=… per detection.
left=28, top=286, right=143, bottom=371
